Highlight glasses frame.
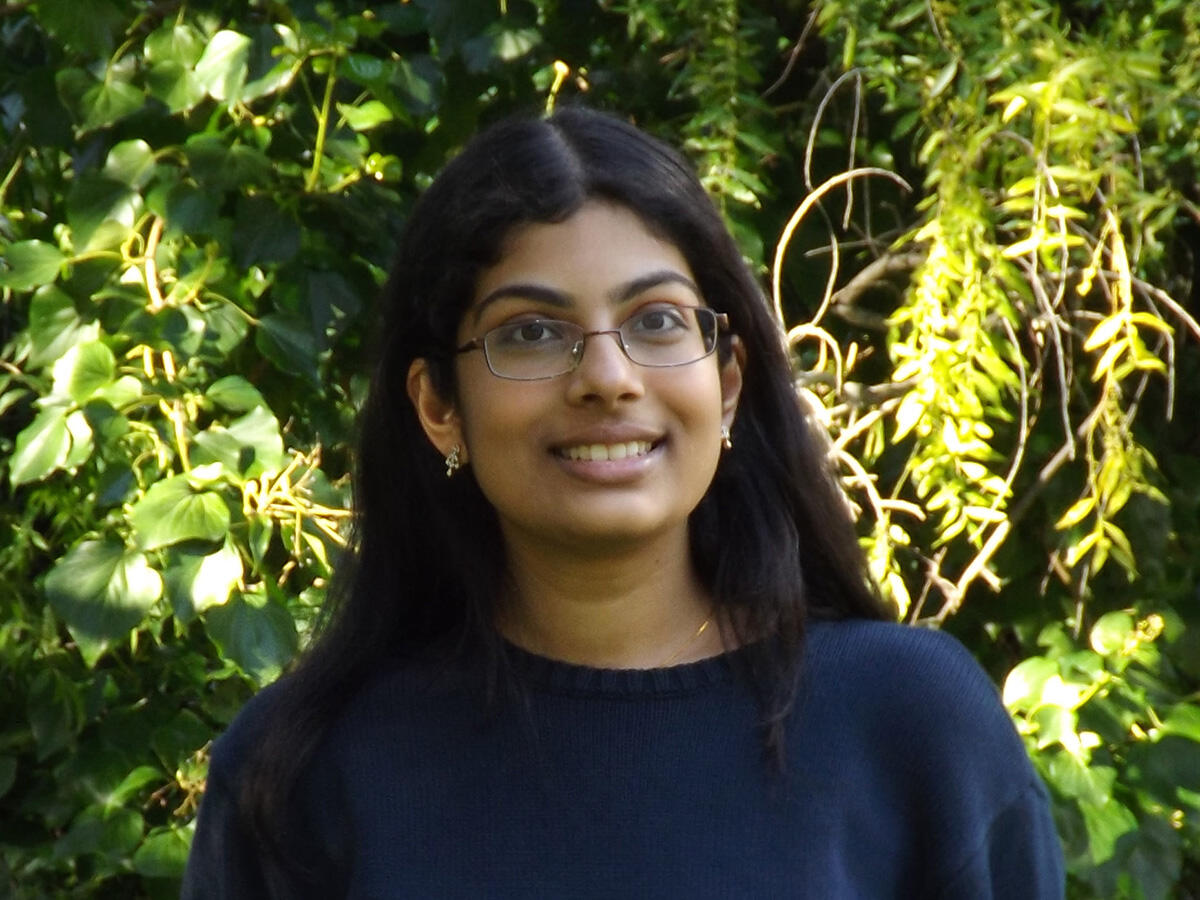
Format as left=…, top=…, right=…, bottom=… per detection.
left=455, top=307, right=730, bottom=381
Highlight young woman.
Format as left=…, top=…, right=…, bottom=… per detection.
left=182, top=107, right=1064, bottom=897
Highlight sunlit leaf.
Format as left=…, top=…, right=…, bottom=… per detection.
left=192, top=405, right=287, bottom=479
left=337, top=100, right=394, bottom=131
left=9, top=406, right=71, bottom=487
left=194, top=29, right=252, bottom=102
left=1091, top=611, right=1135, bottom=656
left=0, top=241, right=66, bottom=290
left=44, top=541, right=162, bottom=665
left=1080, top=798, right=1138, bottom=864
left=1056, top=495, right=1096, bottom=530
left=27, top=286, right=100, bottom=368
left=50, top=340, right=115, bottom=404
left=130, top=476, right=231, bottom=550
left=164, top=542, right=244, bottom=623
left=1003, top=656, right=1058, bottom=710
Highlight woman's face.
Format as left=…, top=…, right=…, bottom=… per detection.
left=411, top=200, right=742, bottom=556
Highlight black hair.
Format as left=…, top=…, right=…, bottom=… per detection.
left=239, top=105, right=890, bottom=876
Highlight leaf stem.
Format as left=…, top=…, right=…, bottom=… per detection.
left=306, top=60, right=337, bottom=193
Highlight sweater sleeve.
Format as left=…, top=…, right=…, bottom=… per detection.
left=934, top=777, right=1065, bottom=899
left=181, top=751, right=272, bottom=900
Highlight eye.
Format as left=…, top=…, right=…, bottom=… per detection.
left=627, top=305, right=690, bottom=337
left=491, top=319, right=570, bottom=347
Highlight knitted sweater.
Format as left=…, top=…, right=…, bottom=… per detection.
left=182, top=620, right=1064, bottom=898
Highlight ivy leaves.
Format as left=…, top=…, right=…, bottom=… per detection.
left=45, top=542, right=161, bottom=666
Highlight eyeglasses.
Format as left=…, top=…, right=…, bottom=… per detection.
left=456, top=306, right=729, bottom=381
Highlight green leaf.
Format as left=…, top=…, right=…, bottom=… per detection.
left=103, top=139, right=157, bottom=189
left=1161, top=705, right=1200, bottom=743
left=206, top=588, right=298, bottom=683
left=106, top=765, right=162, bottom=809
left=151, top=710, right=212, bottom=770
left=206, top=375, right=267, bottom=413
left=51, top=340, right=116, bottom=404
left=133, top=827, right=192, bottom=878
left=0, top=240, right=67, bottom=290
left=81, top=78, right=145, bottom=131
left=130, top=476, right=231, bottom=550
left=1090, top=611, right=1134, bottom=656
left=1055, top=495, right=1096, bottom=530
left=9, top=406, right=71, bottom=487
left=929, top=60, right=958, bottom=99
left=1002, top=656, right=1057, bottom=710
left=66, top=175, right=140, bottom=251
left=27, top=668, right=83, bottom=760
left=144, top=22, right=206, bottom=67
left=44, top=541, right=162, bottom=666
left=27, top=285, right=101, bottom=368
left=194, top=29, right=252, bottom=102
left=232, top=195, right=299, bottom=266
left=147, top=59, right=206, bottom=113
left=54, top=804, right=143, bottom=861
left=1079, top=797, right=1137, bottom=865
left=337, top=100, right=395, bottom=131
left=192, top=405, right=287, bottom=479
left=63, top=409, right=95, bottom=469
left=256, top=314, right=320, bottom=384
left=35, top=0, right=123, bottom=56
left=1047, top=753, right=1115, bottom=806
left=164, top=542, right=244, bottom=623
left=1032, top=704, right=1078, bottom=749
left=163, top=182, right=220, bottom=236
left=92, top=375, right=143, bottom=410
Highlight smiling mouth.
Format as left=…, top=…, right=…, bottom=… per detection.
left=556, top=440, right=655, bottom=462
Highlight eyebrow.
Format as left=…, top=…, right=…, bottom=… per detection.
left=471, top=269, right=701, bottom=323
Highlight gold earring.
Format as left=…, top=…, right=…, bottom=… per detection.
left=445, top=444, right=462, bottom=477
left=720, top=425, right=733, bottom=450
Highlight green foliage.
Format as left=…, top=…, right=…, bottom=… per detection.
left=1, top=0, right=1197, bottom=896
left=789, top=0, right=1200, bottom=895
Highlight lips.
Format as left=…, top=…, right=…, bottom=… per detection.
left=557, top=440, right=654, bottom=462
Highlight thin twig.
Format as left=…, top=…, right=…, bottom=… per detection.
left=761, top=10, right=818, bottom=99
left=772, top=168, right=913, bottom=325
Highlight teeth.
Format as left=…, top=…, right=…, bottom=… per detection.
left=560, top=441, right=652, bottom=461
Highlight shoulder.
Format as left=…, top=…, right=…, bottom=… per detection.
left=204, top=677, right=293, bottom=787
left=798, top=620, right=1064, bottom=895
left=803, top=618, right=1003, bottom=712
left=799, top=618, right=1032, bottom=781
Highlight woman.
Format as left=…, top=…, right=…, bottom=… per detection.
left=183, top=107, right=1064, bottom=897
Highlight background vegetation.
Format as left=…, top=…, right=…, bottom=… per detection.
left=1, top=0, right=1197, bottom=896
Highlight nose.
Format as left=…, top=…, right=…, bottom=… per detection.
left=564, top=329, right=644, bottom=406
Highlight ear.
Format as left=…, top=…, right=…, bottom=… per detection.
left=719, top=336, right=745, bottom=430
left=406, top=358, right=467, bottom=463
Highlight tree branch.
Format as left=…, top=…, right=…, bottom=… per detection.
left=829, top=250, right=928, bottom=309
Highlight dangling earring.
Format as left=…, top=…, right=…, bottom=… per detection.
left=444, top=444, right=463, bottom=478
left=720, top=425, right=733, bottom=450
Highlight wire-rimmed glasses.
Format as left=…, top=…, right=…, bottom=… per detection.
left=456, top=306, right=729, bottom=381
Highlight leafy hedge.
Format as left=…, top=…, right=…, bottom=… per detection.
left=1, top=1, right=1197, bottom=897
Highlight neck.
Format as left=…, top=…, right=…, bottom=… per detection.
left=497, top=528, right=722, bottom=669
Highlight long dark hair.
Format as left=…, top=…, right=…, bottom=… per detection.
left=240, top=105, right=889, bottom=871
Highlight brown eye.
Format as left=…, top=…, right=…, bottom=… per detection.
left=491, top=319, right=571, bottom=349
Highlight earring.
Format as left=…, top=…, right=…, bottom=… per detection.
left=720, top=425, right=733, bottom=450
left=444, top=444, right=462, bottom=478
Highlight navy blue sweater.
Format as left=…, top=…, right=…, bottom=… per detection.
left=182, top=620, right=1064, bottom=898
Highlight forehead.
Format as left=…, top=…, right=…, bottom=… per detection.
left=473, top=201, right=695, bottom=304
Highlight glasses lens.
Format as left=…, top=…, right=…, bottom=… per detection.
left=483, top=319, right=581, bottom=380
left=621, top=306, right=717, bottom=367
